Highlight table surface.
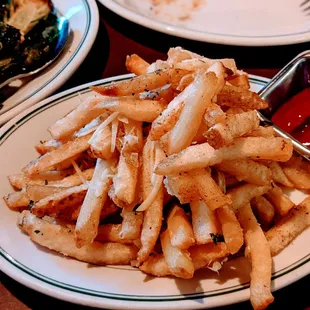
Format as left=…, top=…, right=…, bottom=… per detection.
left=1, top=2, right=310, bottom=309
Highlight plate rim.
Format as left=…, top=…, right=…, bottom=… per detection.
left=1, top=74, right=309, bottom=309
left=0, top=0, right=100, bottom=125
left=98, top=0, right=310, bottom=46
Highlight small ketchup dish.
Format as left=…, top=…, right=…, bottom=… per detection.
left=259, top=51, right=310, bottom=160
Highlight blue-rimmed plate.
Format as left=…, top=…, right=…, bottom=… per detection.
left=0, top=0, right=99, bottom=125
left=0, top=75, right=309, bottom=309
left=99, top=0, right=310, bottom=46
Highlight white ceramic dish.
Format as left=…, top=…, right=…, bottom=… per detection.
left=0, top=0, right=99, bottom=126
left=99, top=0, right=310, bottom=46
left=0, top=74, right=309, bottom=309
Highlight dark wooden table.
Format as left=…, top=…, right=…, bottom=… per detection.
left=1, top=2, right=310, bottom=309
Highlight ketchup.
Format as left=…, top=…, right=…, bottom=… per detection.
left=271, top=88, right=310, bottom=148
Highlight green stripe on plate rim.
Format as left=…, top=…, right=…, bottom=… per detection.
left=1, top=75, right=309, bottom=302
left=4, top=0, right=91, bottom=116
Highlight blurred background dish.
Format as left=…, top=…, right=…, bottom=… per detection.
left=0, top=0, right=99, bottom=125
left=99, top=0, right=310, bottom=46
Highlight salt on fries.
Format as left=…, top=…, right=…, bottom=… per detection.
left=4, top=47, right=310, bottom=310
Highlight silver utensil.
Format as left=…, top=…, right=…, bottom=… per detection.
left=0, top=14, right=69, bottom=90
left=258, top=50, right=310, bottom=160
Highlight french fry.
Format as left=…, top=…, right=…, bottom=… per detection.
left=18, top=211, right=138, bottom=265
left=227, top=73, right=250, bottom=89
left=189, top=242, right=229, bottom=270
left=137, top=140, right=164, bottom=264
left=216, top=205, right=243, bottom=254
left=247, top=126, right=275, bottom=138
left=48, top=96, right=107, bottom=140
left=167, top=204, right=195, bottom=249
left=140, top=254, right=171, bottom=277
left=160, top=229, right=194, bottom=279
left=227, top=184, right=271, bottom=211
left=191, top=168, right=231, bottom=211
left=217, top=84, right=269, bottom=110
left=268, top=162, right=294, bottom=187
left=265, top=197, right=310, bottom=256
left=190, top=199, right=221, bottom=244
left=251, top=196, right=275, bottom=229
left=95, top=224, right=133, bottom=244
left=23, top=133, right=92, bottom=176
left=155, top=137, right=293, bottom=175
left=265, top=183, right=294, bottom=216
left=204, top=110, right=260, bottom=148
left=92, top=68, right=188, bottom=96
left=35, top=139, right=62, bottom=155
left=224, top=173, right=240, bottom=188
left=126, top=54, right=150, bottom=75
left=281, top=166, right=310, bottom=190
left=75, top=159, right=113, bottom=248
left=165, top=71, right=219, bottom=155
left=216, top=159, right=272, bottom=186
left=203, top=102, right=226, bottom=128
left=236, top=204, right=274, bottom=310
left=31, top=183, right=88, bottom=217
left=3, top=190, right=30, bottom=209
left=119, top=208, right=143, bottom=240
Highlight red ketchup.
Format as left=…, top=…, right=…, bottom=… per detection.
left=271, top=88, right=310, bottom=148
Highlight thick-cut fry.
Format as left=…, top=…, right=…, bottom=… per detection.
left=268, top=162, right=294, bottom=187
left=204, top=110, right=260, bottom=148
left=251, top=196, right=275, bottom=229
left=140, top=254, right=171, bottom=277
left=31, top=183, right=88, bottom=217
left=216, top=205, right=243, bottom=254
left=92, top=68, right=188, bottom=96
left=165, top=71, right=219, bottom=154
left=164, top=173, right=199, bottom=204
left=161, top=229, right=194, bottom=279
left=35, top=139, right=62, bottom=155
left=119, top=208, right=143, bottom=240
left=98, top=98, right=166, bottom=123
left=25, top=185, right=66, bottom=202
left=217, top=84, right=269, bottom=110
left=137, top=140, right=164, bottom=264
left=265, top=183, right=294, bottom=216
left=247, top=126, right=275, bottom=138
left=281, top=166, right=310, bottom=189
left=167, top=205, right=195, bottom=249
left=216, top=159, right=272, bottom=186
left=48, top=96, right=107, bottom=140
left=155, top=137, right=293, bottom=175
left=75, top=159, right=113, bottom=248
left=18, top=211, right=138, bottom=265
left=203, top=102, right=226, bottom=128
left=189, top=242, right=229, bottom=270
left=3, top=190, right=30, bottom=209
left=126, top=54, right=150, bottom=75
left=236, top=204, right=274, bottom=310
left=227, top=184, right=271, bottom=211
left=190, top=199, right=221, bottom=244
left=265, top=197, right=310, bottom=256
left=23, top=133, right=92, bottom=176
left=95, top=224, right=133, bottom=244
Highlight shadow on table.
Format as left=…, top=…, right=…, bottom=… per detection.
left=97, top=2, right=310, bottom=70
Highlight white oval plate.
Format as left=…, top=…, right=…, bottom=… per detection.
left=0, top=0, right=99, bottom=126
left=0, top=75, right=309, bottom=309
left=99, top=0, right=310, bottom=46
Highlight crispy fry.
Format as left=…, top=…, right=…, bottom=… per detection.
left=23, top=134, right=92, bottom=176
left=35, top=139, right=62, bottom=155
left=265, top=183, right=294, bottom=216
left=265, top=197, right=310, bottom=256
left=216, top=205, right=243, bottom=254
left=155, top=137, right=293, bottom=175
left=75, top=159, right=113, bottom=247
left=247, top=126, right=275, bottom=138
left=167, top=204, right=195, bottom=249
left=161, top=229, right=194, bottom=279
left=204, top=111, right=260, bottom=148
left=268, top=162, right=294, bottom=187
left=92, top=68, right=188, bottom=97
left=216, top=159, right=272, bottom=186
left=126, top=54, right=150, bottom=75
left=203, top=102, right=226, bottom=128
left=95, top=224, right=133, bottom=244
left=251, top=196, right=275, bottom=229
left=140, top=254, right=171, bottom=277
left=18, top=211, right=138, bottom=265
left=3, top=189, right=30, bottom=209
left=236, top=204, right=274, bottom=310
left=119, top=208, right=143, bottom=240
left=227, top=73, right=250, bottom=89
left=190, top=199, right=221, bottom=244
left=227, top=184, right=271, bottom=211
left=281, top=166, right=310, bottom=190
left=217, top=84, right=268, bottom=110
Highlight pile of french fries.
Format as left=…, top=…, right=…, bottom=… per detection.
left=4, top=47, right=310, bottom=310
